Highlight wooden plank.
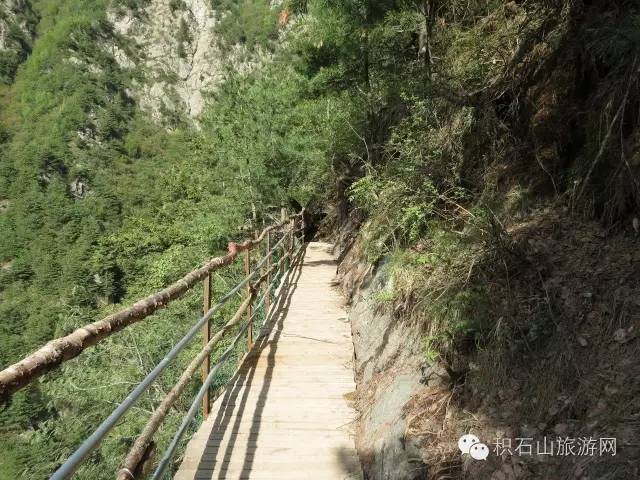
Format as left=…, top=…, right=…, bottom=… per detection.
left=175, top=242, right=362, bottom=480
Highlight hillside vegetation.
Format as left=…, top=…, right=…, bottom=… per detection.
left=1, top=0, right=639, bottom=479
left=0, top=0, right=334, bottom=476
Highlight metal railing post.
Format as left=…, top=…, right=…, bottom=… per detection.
left=202, top=273, right=211, bottom=418
left=244, top=249, right=252, bottom=350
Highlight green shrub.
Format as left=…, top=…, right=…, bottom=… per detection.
left=284, top=0, right=307, bottom=14
left=213, top=0, right=280, bottom=49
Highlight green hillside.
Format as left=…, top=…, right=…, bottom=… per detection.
left=0, top=0, right=336, bottom=476
left=1, top=0, right=639, bottom=478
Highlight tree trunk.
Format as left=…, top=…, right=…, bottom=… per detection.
left=421, top=0, right=438, bottom=80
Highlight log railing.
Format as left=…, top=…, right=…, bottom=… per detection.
left=0, top=209, right=306, bottom=479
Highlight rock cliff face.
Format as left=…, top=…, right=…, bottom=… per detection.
left=0, top=0, right=37, bottom=84
left=0, top=0, right=29, bottom=49
left=337, top=239, right=430, bottom=480
left=109, top=0, right=223, bottom=122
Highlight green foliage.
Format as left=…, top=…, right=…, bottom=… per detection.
left=0, top=51, right=24, bottom=84
left=284, top=0, right=307, bottom=14
left=111, top=0, right=150, bottom=13
left=370, top=287, right=396, bottom=304
left=348, top=94, right=475, bottom=260
left=4, top=0, right=638, bottom=477
left=212, top=0, right=280, bottom=50
left=349, top=175, right=437, bottom=260
left=381, top=220, right=494, bottom=365
left=202, top=59, right=356, bottom=210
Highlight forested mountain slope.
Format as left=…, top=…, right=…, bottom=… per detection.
left=1, top=0, right=639, bottom=479
left=0, top=0, right=334, bottom=477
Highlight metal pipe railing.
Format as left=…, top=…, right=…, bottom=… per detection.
left=151, top=240, right=305, bottom=479
left=49, top=214, right=303, bottom=480
left=0, top=213, right=302, bottom=403
left=151, top=289, right=269, bottom=480
left=117, top=260, right=284, bottom=478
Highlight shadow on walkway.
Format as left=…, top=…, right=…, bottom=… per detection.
left=193, top=251, right=305, bottom=479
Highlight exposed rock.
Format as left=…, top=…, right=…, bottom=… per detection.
left=108, top=0, right=223, bottom=122
left=0, top=0, right=29, bottom=49
left=0, top=0, right=37, bottom=83
left=70, top=177, right=90, bottom=199
left=342, top=257, right=428, bottom=480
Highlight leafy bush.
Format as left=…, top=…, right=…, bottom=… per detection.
left=0, top=51, right=22, bottom=84
left=284, top=0, right=308, bottom=14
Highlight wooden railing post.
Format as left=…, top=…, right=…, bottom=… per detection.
left=245, top=249, right=253, bottom=350
left=202, top=273, right=211, bottom=419
left=289, top=218, right=295, bottom=256
left=280, top=207, right=289, bottom=272
left=264, top=230, right=271, bottom=315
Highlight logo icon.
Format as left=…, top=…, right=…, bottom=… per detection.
left=458, top=434, right=489, bottom=460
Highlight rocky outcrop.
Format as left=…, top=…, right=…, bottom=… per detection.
left=337, top=241, right=430, bottom=480
left=0, top=0, right=37, bottom=84
left=108, top=0, right=223, bottom=122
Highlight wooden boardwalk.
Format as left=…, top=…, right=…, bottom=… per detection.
left=175, top=242, right=361, bottom=480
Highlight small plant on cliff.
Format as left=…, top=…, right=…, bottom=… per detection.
left=176, top=18, right=192, bottom=58
left=169, top=0, right=186, bottom=13
left=212, top=0, right=280, bottom=50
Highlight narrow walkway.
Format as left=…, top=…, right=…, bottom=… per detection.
left=175, top=242, right=361, bottom=480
